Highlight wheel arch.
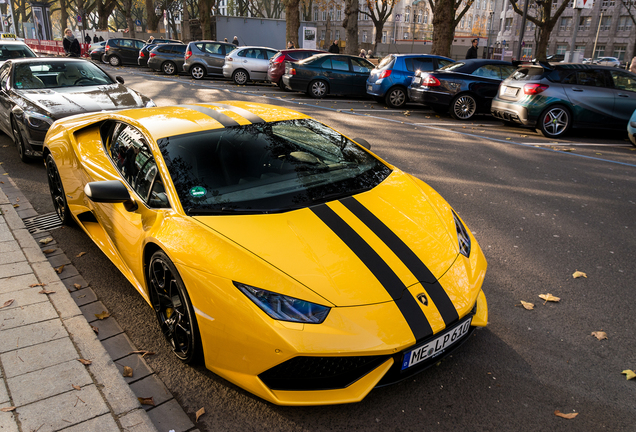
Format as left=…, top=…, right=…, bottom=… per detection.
left=533, top=102, right=574, bottom=129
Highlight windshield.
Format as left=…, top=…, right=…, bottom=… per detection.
left=158, top=119, right=391, bottom=214
left=0, top=44, right=36, bottom=61
left=13, top=61, right=115, bottom=89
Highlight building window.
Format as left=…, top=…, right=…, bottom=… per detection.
left=476, top=0, right=480, bottom=9
left=403, top=32, right=409, bottom=39
left=594, top=45, right=605, bottom=57
left=314, top=8, right=318, bottom=21
left=337, top=10, right=342, bottom=20
left=424, top=11, right=429, bottom=24
left=618, top=16, right=632, bottom=31
left=556, top=44, right=567, bottom=55
left=335, top=30, right=340, bottom=40
left=417, top=11, right=422, bottom=23
left=560, top=17, right=572, bottom=31
left=468, top=16, right=473, bottom=29
left=382, top=31, right=387, bottom=43
left=364, top=6, right=369, bottom=20
left=321, top=30, right=325, bottom=40
left=579, top=16, right=591, bottom=31
left=405, top=12, right=410, bottom=23
left=362, top=30, right=368, bottom=42
left=600, top=16, right=611, bottom=31
left=322, top=11, right=326, bottom=21
left=505, top=17, right=513, bottom=31
left=526, top=20, right=535, bottom=31
left=461, top=17, right=466, bottom=29
left=522, top=44, right=533, bottom=59
left=613, top=45, right=626, bottom=60
left=329, top=7, right=333, bottom=19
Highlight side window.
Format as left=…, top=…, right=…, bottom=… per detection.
left=577, top=70, right=606, bottom=87
left=610, top=70, right=636, bottom=92
left=560, top=71, right=578, bottom=85
left=237, top=49, right=247, bottom=57
left=265, top=50, right=277, bottom=60
left=499, top=65, right=515, bottom=79
left=107, top=124, right=169, bottom=208
left=472, top=64, right=501, bottom=79
left=195, top=43, right=205, bottom=51
left=174, top=45, right=186, bottom=54
left=331, top=57, right=350, bottom=71
left=351, top=57, right=373, bottom=72
left=205, top=43, right=222, bottom=55
left=320, top=58, right=332, bottom=69
left=412, top=58, right=434, bottom=72
left=438, top=59, right=453, bottom=68
left=224, top=44, right=237, bottom=55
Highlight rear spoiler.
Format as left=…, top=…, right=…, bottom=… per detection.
left=512, top=59, right=554, bottom=70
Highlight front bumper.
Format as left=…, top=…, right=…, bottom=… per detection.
left=490, top=99, right=531, bottom=125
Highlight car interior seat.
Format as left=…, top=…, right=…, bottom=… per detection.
left=57, top=64, right=83, bottom=86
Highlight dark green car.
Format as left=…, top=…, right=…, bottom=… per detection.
left=491, top=62, right=636, bottom=138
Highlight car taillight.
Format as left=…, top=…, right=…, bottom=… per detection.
left=185, top=50, right=192, bottom=60
left=139, top=52, right=145, bottom=58
left=524, top=83, right=549, bottom=95
left=379, top=69, right=392, bottom=79
left=290, top=68, right=296, bottom=75
left=150, top=52, right=156, bottom=58
left=275, top=55, right=285, bottom=64
left=105, top=44, right=110, bottom=50
left=420, top=74, right=441, bottom=87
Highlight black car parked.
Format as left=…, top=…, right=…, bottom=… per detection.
left=282, top=53, right=375, bottom=98
left=103, top=38, right=146, bottom=67
left=408, top=59, right=515, bottom=120
left=148, top=43, right=187, bottom=75
left=138, top=38, right=182, bottom=67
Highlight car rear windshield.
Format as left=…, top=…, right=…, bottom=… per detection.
left=158, top=119, right=391, bottom=214
left=439, top=62, right=466, bottom=71
left=0, top=44, right=36, bottom=61
left=377, top=55, right=395, bottom=70
left=508, top=67, right=546, bottom=81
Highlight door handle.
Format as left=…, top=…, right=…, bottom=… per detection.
left=572, top=88, right=583, bottom=92
left=618, top=94, right=629, bottom=98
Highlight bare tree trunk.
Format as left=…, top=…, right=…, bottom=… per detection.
left=431, top=0, right=453, bottom=57
left=343, top=0, right=358, bottom=55
left=60, top=0, right=69, bottom=31
left=199, top=0, right=214, bottom=39
left=96, top=0, right=118, bottom=30
left=373, top=21, right=384, bottom=54
left=145, top=0, right=160, bottom=31
left=284, top=0, right=301, bottom=48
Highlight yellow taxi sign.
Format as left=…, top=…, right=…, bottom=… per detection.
left=1, top=33, right=17, bottom=39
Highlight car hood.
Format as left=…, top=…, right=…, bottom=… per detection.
left=16, top=84, right=147, bottom=119
left=193, top=170, right=459, bottom=307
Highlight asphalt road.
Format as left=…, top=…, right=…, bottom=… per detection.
left=1, top=66, right=635, bottom=431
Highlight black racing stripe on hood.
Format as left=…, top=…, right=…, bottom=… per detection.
left=340, top=196, right=460, bottom=326
left=207, top=103, right=265, bottom=124
left=311, top=203, right=433, bottom=341
left=177, top=104, right=240, bottom=127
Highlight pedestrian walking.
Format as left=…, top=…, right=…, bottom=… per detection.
left=466, top=39, right=478, bottom=59
left=63, top=28, right=81, bottom=57
left=287, top=41, right=296, bottom=49
left=359, top=49, right=367, bottom=58
left=85, top=34, right=91, bottom=44
left=367, top=50, right=374, bottom=59
left=232, top=36, right=239, bottom=46
left=147, top=36, right=155, bottom=44
left=328, top=40, right=339, bottom=53
left=224, top=38, right=228, bottom=42
left=93, top=34, right=99, bottom=43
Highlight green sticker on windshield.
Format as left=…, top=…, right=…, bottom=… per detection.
left=189, top=186, right=206, bottom=198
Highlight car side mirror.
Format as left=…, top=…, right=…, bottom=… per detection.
left=84, top=180, right=138, bottom=212
left=115, top=76, right=125, bottom=84
left=354, top=138, right=371, bottom=150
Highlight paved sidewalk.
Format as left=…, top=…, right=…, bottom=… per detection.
left=0, top=185, right=158, bottom=432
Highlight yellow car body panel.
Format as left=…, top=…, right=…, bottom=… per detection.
left=43, top=102, right=488, bottom=406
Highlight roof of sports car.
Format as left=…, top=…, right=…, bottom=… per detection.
left=117, top=101, right=311, bottom=140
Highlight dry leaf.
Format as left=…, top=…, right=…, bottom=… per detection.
left=196, top=407, right=205, bottom=422
left=129, top=350, right=156, bottom=358
left=123, top=366, right=133, bottom=377
left=572, top=270, right=587, bottom=279
left=591, top=331, right=607, bottom=340
left=78, top=358, right=92, bottom=365
left=38, top=289, right=55, bottom=295
left=1, top=299, right=15, bottom=309
left=73, top=283, right=82, bottom=289
left=55, top=265, right=65, bottom=274
left=519, top=300, right=534, bottom=310
left=29, top=283, right=46, bottom=287
left=76, top=252, right=87, bottom=257
left=12, top=204, right=19, bottom=208
left=138, top=397, right=155, bottom=406
left=39, top=237, right=53, bottom=244
left=72, top=385, right=81, bottom=391
left=554, top=410, right=578, bottom=419
left=94, top=311, right=110, bottom=320
left=0, top=406, right=16, bottom=412
left=622, top=369, right=636, bottom=380
left=91, top=326, right=99, bottom=334
left=539, top=293, right=561, bottom=304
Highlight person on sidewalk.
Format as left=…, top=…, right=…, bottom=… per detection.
left=84, top=34, right=91, bottom=44
left=466, top=39, right=478, bottom=59
left=328, top=40, right=339, bottom=53
left=147, top=36, right=155, bottom=44
left=63, top=29, right=81, bottom=58
left=232, top=36, right=239, bottom=46
left=93, top=34, right=99, bottom=43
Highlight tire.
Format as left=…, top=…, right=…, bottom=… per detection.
left=11, top=117, right=31, bottom=163
left=450, top=94, right=478, bottom=120
left=308, top=79, right=328, bottom=98
left=162, top=61, right=177, bottom=75
left=190, top=64, right=206, bottom=80
left=536, top=104, right=571, bottom=138
left=385, top=87, right=407, bottom=108
left=278, top=79, right=288, bottom=91
left=101, top=53, right=108, bottom=64
left=45, top=154, right=73, bottom=225
left=232, top=69, right=249, bottom=85
left=108, top=55, right=121, bottom=67
left=147, top=250, right=203, bottom=364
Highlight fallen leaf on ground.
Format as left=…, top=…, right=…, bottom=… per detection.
left=138, top=397, right=155, bottom=406
left=1, top=299, right=14, bottom=309
left=42, top=249, right=55, bottom=254
left=94, top=311, right=110, bottom=320
left=73, top=283, right=82, bottom=289
left=539, top=293, right=560, bottom=304
left=76, top=252, right=87, bottom=257
left=13, top=204, right=19, bottom=208
left=555, top=410, right=578, bottom=419
left=39, top=237, right=53, bottom=244
left=519, top=300, right=534, bottom=310
left=72, top=385, right=81, bottom=390
left=29, top=283, right=46, bottom=287
left=0, top=406, right=16, bottom=412
left=196, top=407, right=205, bottom=422
left=38, top=289, right=55, bottom=295
left=591, top=331, right=607, bottom=340
left=54, top=265, right=65, bottom=274
left=572, top=270, right=587, bottom=278
left=129, top=350, right=156, bottom=358
left=123, top=366, right=133, bottom=377
left=622, top=369, right=636, bottom=380
left=78, top=358, right=92, bottom=365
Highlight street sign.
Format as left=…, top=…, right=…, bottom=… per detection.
left=135, top=19, right=141, bottom=26
left=77, top=15, right=81, bottom=22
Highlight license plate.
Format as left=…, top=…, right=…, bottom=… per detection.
left=505, top=86, right=518, bottom=96
left=401, top=317, right=472, bottom=370
left=367, top=85, right=373, bottom=91
left=413, top=76, right=422, bottom=84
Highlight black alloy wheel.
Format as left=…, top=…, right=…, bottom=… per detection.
left=162, top=61, right=177, bottom=75
left=308, top=80, right=328, bottom=98
left=45, top=154, right=73, bottom=225
left=385, top=87, right=407, bottom=108
left=148, top=251, right=203, bottom=364
left=12, top=117, right=30, bottom=163
left=536, top=104, right=571, bottom=138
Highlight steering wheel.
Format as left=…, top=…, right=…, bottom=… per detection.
left=74, top=77, right=93, bottom=85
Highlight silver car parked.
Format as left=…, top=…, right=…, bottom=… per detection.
left=184, top=41, right=238, bottom=80
left=222, top=46, right=278, bottom=85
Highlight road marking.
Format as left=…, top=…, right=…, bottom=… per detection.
left=521, top=142, right=632, bottom=147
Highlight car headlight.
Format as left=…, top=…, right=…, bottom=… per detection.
left=24, top=111, right=53, bottom=130
left=235, top=282, right=330, bottom=324
left=145, top=99, right=156, bottom=108
left=452, top=210, right=471, bottom=258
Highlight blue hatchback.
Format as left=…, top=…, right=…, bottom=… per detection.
left=367, top=54, right=453, bottom=108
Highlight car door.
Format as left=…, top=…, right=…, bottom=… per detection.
left=350, top=57, right=374, bottom=95
left=94, top=122, right=171, bottom=286
left=327, top=56, right=354, bottom=94
left=562, top=69, right=615, bottom=126
left=247, top=49, right=275, bottom=80
left=468, top=64, right=504, bottom=105
left=0, top=62, right=13, bottom=134
left=202, top=42, right=225, bottom=75
left=608, top=69, right=636, bottom=124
